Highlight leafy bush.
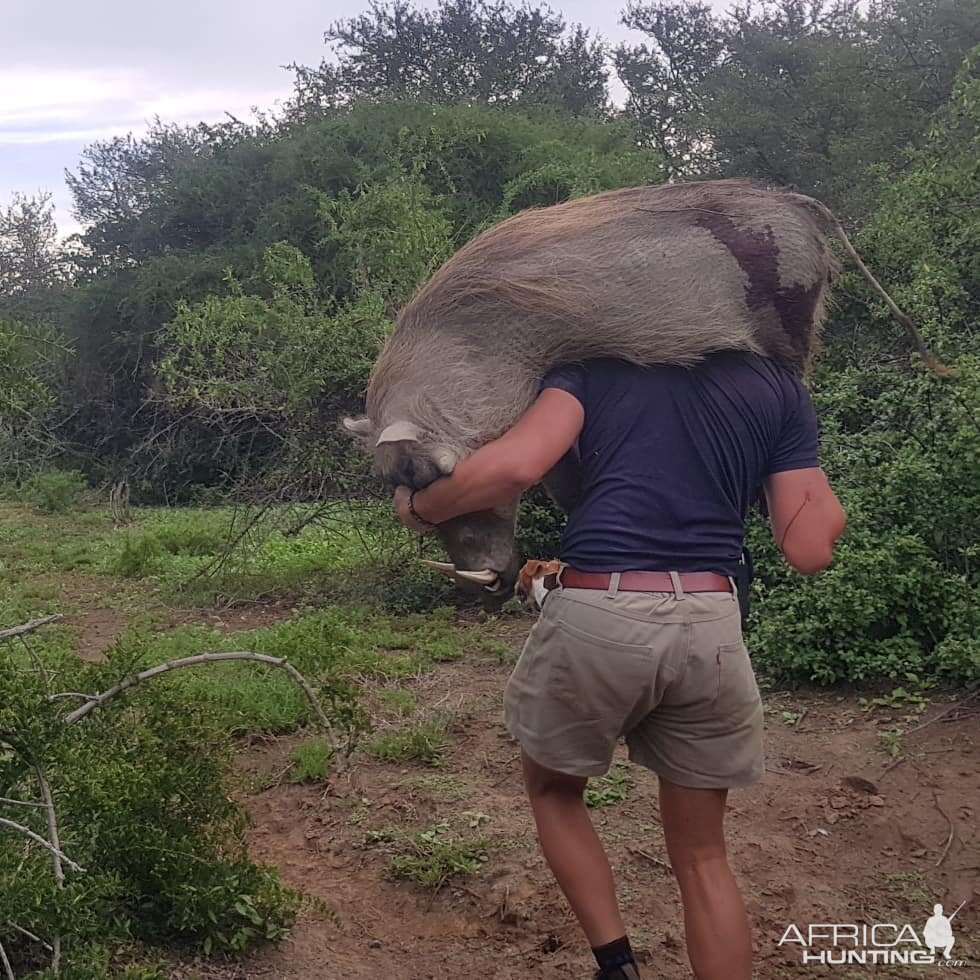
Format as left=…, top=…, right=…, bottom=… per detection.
left=23, top=470, right=89, bottom=514
left=585, top=763, right=631, bottom=808
left=109, top=510, right=231, bottom=578
left=0, top=629, right=300, bottom=975
left=516, top=485, right=565, bottom=561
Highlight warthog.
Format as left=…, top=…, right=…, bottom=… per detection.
left=343, top=179, right=945, bottom=605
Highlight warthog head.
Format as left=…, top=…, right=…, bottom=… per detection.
left=342, top=415, right=522, bottom=607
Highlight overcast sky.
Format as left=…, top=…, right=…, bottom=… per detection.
left=1, top=0, right=646, bottom=238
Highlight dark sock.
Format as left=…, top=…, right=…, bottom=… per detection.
left=593, top=936, right=635, bottom=973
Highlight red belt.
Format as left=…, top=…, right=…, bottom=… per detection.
left=546, top=569, right=733, bottom=593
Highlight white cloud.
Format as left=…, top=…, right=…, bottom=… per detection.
left=0, top=125, right=148, bottom=146
left=0, top=69, right=135, bottom=124
left=0, top=65, right=283, bottom=146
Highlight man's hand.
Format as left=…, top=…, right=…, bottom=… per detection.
left=393, top=485, right=438, bottom=535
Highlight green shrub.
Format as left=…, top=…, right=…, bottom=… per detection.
left=23, top=470, right=89, bottom=514
left=516, top=486, right=565, bottom=560
left=358, top=561, right=465, bottom=615
left=747, top=530, right=975, bottom=684
left=111, top=532, right=167, bottom=577
left=0, top=632, right=300, bottom=973
left=585, top=763, right=631, bottom=808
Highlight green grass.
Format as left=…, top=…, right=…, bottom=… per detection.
left=84, top=605, right=488, bottom=738
left=290, top=739, right=333, bottom=783
left=0, top=500, right=463, bottom=619
left=401, top=773, right=468, bottom=802
left=105, top=504, right=389, bottom=588
left=377, top=688, right=417, bottom=717
left=0, top=502, right=118, bottom=575
left=366, top=821, right=489, bottom=889
left=0, top=501, right=489, bottom=767
left=366, top=722, right=448, bottom=766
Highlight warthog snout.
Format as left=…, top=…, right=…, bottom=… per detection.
left=429, top=508, right=522, bottom=609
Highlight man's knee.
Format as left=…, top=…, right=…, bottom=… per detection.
left=669, top=845, right=731, bottom=879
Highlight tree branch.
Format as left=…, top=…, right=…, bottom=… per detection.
left=0, top=616, right=63, bottom=643
left=0, top=937, right=14, bottom=980
left=0, top=817, right=85, bottom=874
left=33, top=764, right=62, bottom=972
left=0, top=798, right=48, bottom=809
left=6, top=924, right=51, bottom=952
left=62, top=651, right=340, bottom=759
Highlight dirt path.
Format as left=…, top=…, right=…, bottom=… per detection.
left=234, top=653, right=979, bottom=980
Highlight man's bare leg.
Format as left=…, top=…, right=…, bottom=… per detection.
left=659, top=777, right=752, bottom=980
left=521, top=751, right=626, bottom=947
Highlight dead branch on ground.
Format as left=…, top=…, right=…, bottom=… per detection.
left=61, top=651, right=340, bottom=761
left=0, top=616, right=63, bottom=643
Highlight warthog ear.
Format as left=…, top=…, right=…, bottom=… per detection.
left=341, top=416, right=374, bottom=442
left=375, top=420, right=421, bottom=446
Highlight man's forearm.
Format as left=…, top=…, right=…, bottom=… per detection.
left=395, top=387, right=584, bottom=530
left=412, top=451, right=529, bottom=525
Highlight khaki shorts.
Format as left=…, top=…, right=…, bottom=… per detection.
left=503, top=584, right=764, bottom=788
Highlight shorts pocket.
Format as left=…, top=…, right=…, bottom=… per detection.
left=547, top=619, right=654, bottom=720
left=713, top=641, right=760, bottom=712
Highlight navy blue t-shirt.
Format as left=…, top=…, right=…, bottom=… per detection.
left=542, top=352, right=820, bottom=577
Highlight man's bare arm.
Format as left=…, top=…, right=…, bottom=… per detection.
left=406, top=388, right=585, bottom=526
left=764, top=467, right=847, bottom=574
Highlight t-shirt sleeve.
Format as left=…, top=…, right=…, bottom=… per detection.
left=768, top=379, right=821, bottom=474
left=540, top=363, right=587, bottom=407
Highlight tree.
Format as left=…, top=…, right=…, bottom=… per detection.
left=614, top=1, right=724, bottom=175
left=0, top=193, right=63, bottom=298
left=617, top=0, right=980, bottom=212
left=286, top=0, right=609, bottom=121
left=65, top=117, right=261, bottom=265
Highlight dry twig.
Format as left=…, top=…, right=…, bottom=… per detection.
left=0, top=616, right=63, bottom=643
left=34, top=765, right=62, bottom=972
left=904, top=688, right=979, bottom=737
left=933, top=794, right=956, bottom=867
left=0, top=938, right=14, bottom=980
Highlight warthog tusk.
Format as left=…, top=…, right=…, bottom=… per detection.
left=421, top=560, right=457, bottom=576
left=454, top=568, right=499, bottom=586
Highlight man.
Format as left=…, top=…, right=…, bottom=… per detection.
left=923, top=903, right=958, bottom=959
left=394, top=352, right=846, bottom=980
